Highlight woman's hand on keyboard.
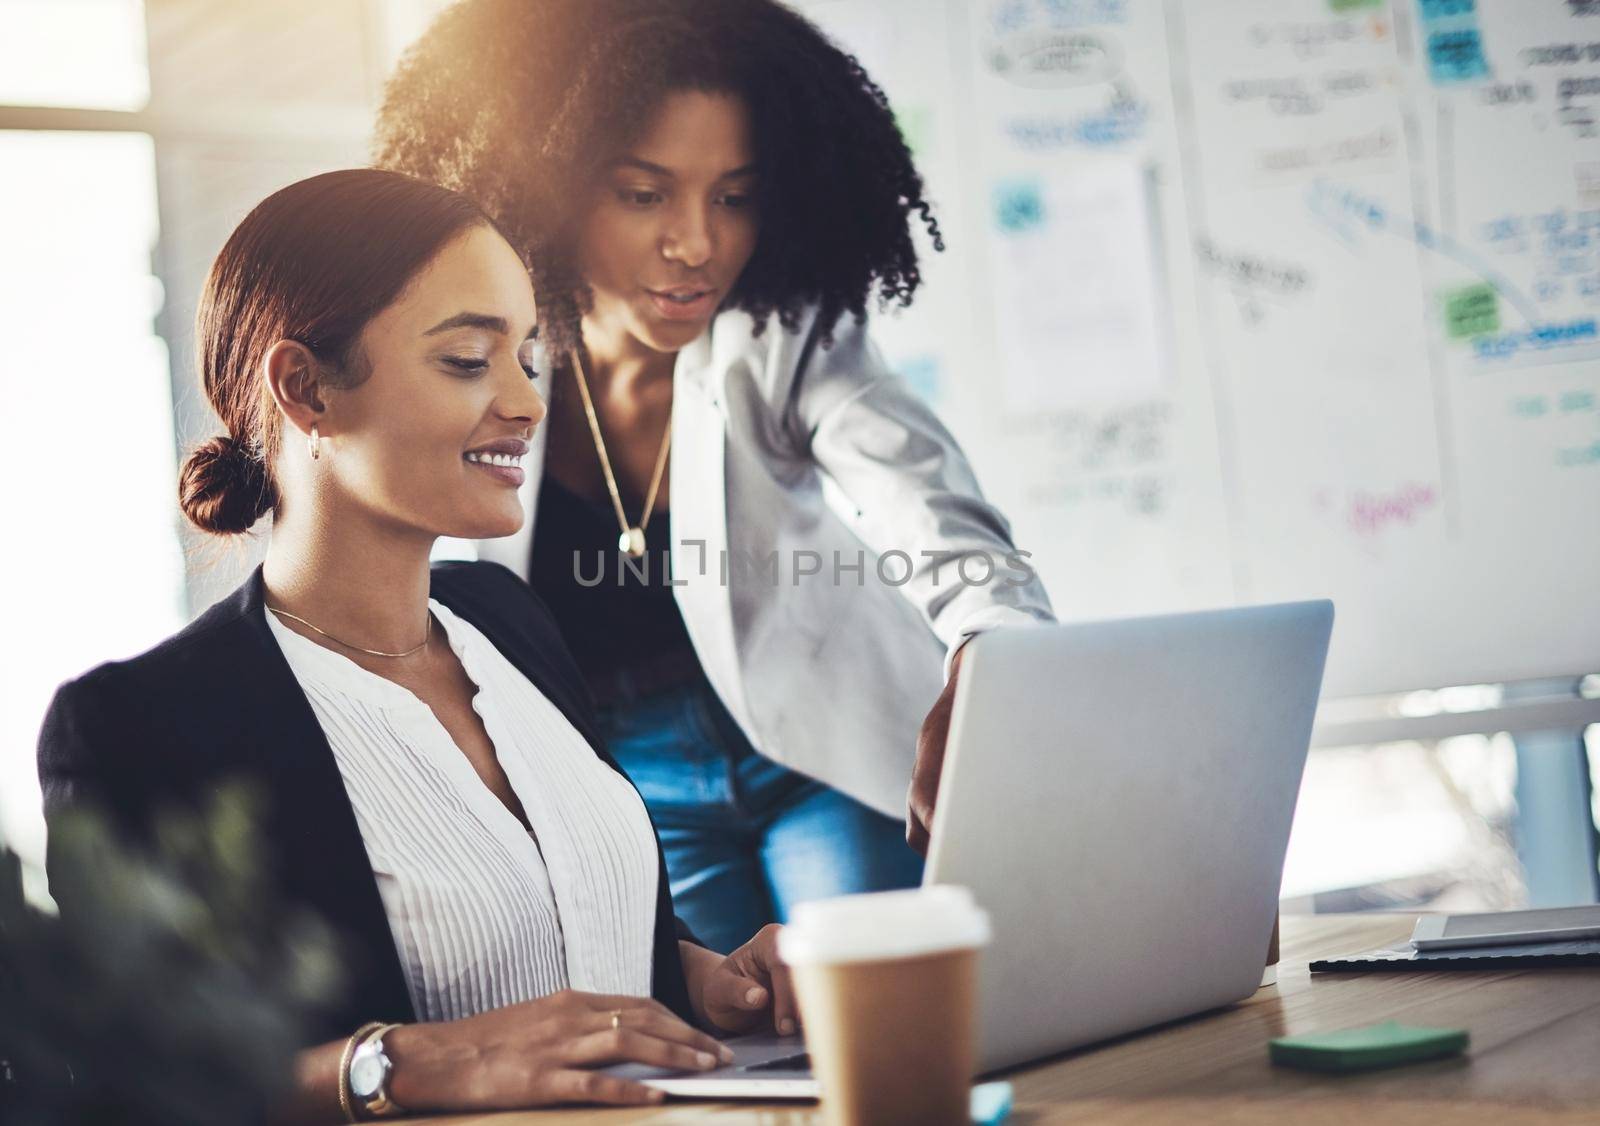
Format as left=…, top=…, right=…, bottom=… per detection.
left=380, top=989, right=733, bottom=1110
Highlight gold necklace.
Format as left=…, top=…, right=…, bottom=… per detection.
left=568, top=347, right=672, bottom=558
left=267, top=605, right=432, bottom=659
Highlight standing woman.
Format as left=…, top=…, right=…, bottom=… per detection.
left=375, top=0, right=1053, bottom=954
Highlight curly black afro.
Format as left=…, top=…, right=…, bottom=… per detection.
left=373, top=0, right=942, bottom=352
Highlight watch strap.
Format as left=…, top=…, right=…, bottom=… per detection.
left=339, top=1022, right=385, bottom=1124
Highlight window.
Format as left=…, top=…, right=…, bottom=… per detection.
left=0, top=1, right=181, bottom=886
left=0, top=0, right=149, bottom=110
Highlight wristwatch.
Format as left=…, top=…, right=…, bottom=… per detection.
left=347, top=1023, right=406, bottom=1119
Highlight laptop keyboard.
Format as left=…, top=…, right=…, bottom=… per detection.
left=743, top=1051, right=811, bottom=1072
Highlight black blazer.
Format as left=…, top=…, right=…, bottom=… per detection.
left=37, top=561, right=698, bottom=1040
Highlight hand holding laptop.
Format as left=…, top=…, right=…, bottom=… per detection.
left=907, top=638, right=975, bottom=856
left=680, top=923, right=800, bottom=1036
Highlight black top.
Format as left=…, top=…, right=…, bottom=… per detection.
left=528, top=475, right=703, bottom=702
left=36, top=561, right=700, bottom=1042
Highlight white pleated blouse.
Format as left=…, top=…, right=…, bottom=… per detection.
left=266, top=599, right=660, bottom=1023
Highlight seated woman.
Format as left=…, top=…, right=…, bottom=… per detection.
left=36, top=168, right=793, bottom=1121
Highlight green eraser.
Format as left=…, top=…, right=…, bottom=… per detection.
left=1269, top=1021, right=1468, bottom=1073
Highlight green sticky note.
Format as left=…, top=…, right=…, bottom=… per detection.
left=1269, top=1021, right=1468, bottom=1072
left=1443, top=283, right=1500, bottom=338
left=894, top=103, right=935, bottom=160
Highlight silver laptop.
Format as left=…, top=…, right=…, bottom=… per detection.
left=608, top=600, right=1334, bottom=1097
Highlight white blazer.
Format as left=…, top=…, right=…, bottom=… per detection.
left=479, top=306, right=1053, bottom=818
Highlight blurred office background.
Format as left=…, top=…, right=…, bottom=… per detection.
left=2, top=0, right=1597, bottom=913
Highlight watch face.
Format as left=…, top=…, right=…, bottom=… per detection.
left=350, top=1050, right=386, bottom=1099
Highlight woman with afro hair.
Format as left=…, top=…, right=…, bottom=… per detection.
left=375, top=0, right=1053, bottom=955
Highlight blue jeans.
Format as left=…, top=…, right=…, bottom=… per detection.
left=597, top=678, right=924, bottom=954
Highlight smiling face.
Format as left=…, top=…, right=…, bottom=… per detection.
left=315, top=224, right=546, bottom=540
left=576, top=89, right=761, bottom=360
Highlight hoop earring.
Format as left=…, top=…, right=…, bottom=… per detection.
left=308, top=424, right=321, bottom=461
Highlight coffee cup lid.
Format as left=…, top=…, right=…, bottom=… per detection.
left=777, top=885, right=991, bottom=966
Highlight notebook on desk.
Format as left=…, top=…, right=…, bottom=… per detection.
left=1311, top=938, right=1600, bottom=973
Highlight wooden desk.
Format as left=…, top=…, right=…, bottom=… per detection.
left=411, top=914, right=1600, bottom=1125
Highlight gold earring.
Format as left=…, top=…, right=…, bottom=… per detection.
left=308, top=424, right=321, bottom=461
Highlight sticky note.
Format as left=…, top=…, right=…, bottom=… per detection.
left=1426, top=28, right=1489, bottom=84
left=1444, top=283, right=1499, bottom=338
left=993, top=180, right=1045, bottom=234
left=1270, top=1021, right=1468, bottom=1072
left=1416, top=0, right=1476, bottom=21
left=1420, top=0, right=1478, bottom=20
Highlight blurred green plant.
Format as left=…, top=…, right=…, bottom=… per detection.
left=0, top=785, right=343, bottom=1125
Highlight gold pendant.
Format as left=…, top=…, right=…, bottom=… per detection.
left=619, top=527, right=646, bottom=557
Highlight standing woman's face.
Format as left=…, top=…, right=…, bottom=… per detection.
left=577, top=90, right=761, bottom=356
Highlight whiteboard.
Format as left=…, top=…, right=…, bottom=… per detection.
left=797, top=0, right=1600, bottom=698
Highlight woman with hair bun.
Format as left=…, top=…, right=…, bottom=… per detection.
left=376, top=0, right=1054, bottom=955
left=38, top=168, right=797, bottom=1119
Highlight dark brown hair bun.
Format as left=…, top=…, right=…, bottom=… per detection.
left=178, top=435, right=276, bottom=535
